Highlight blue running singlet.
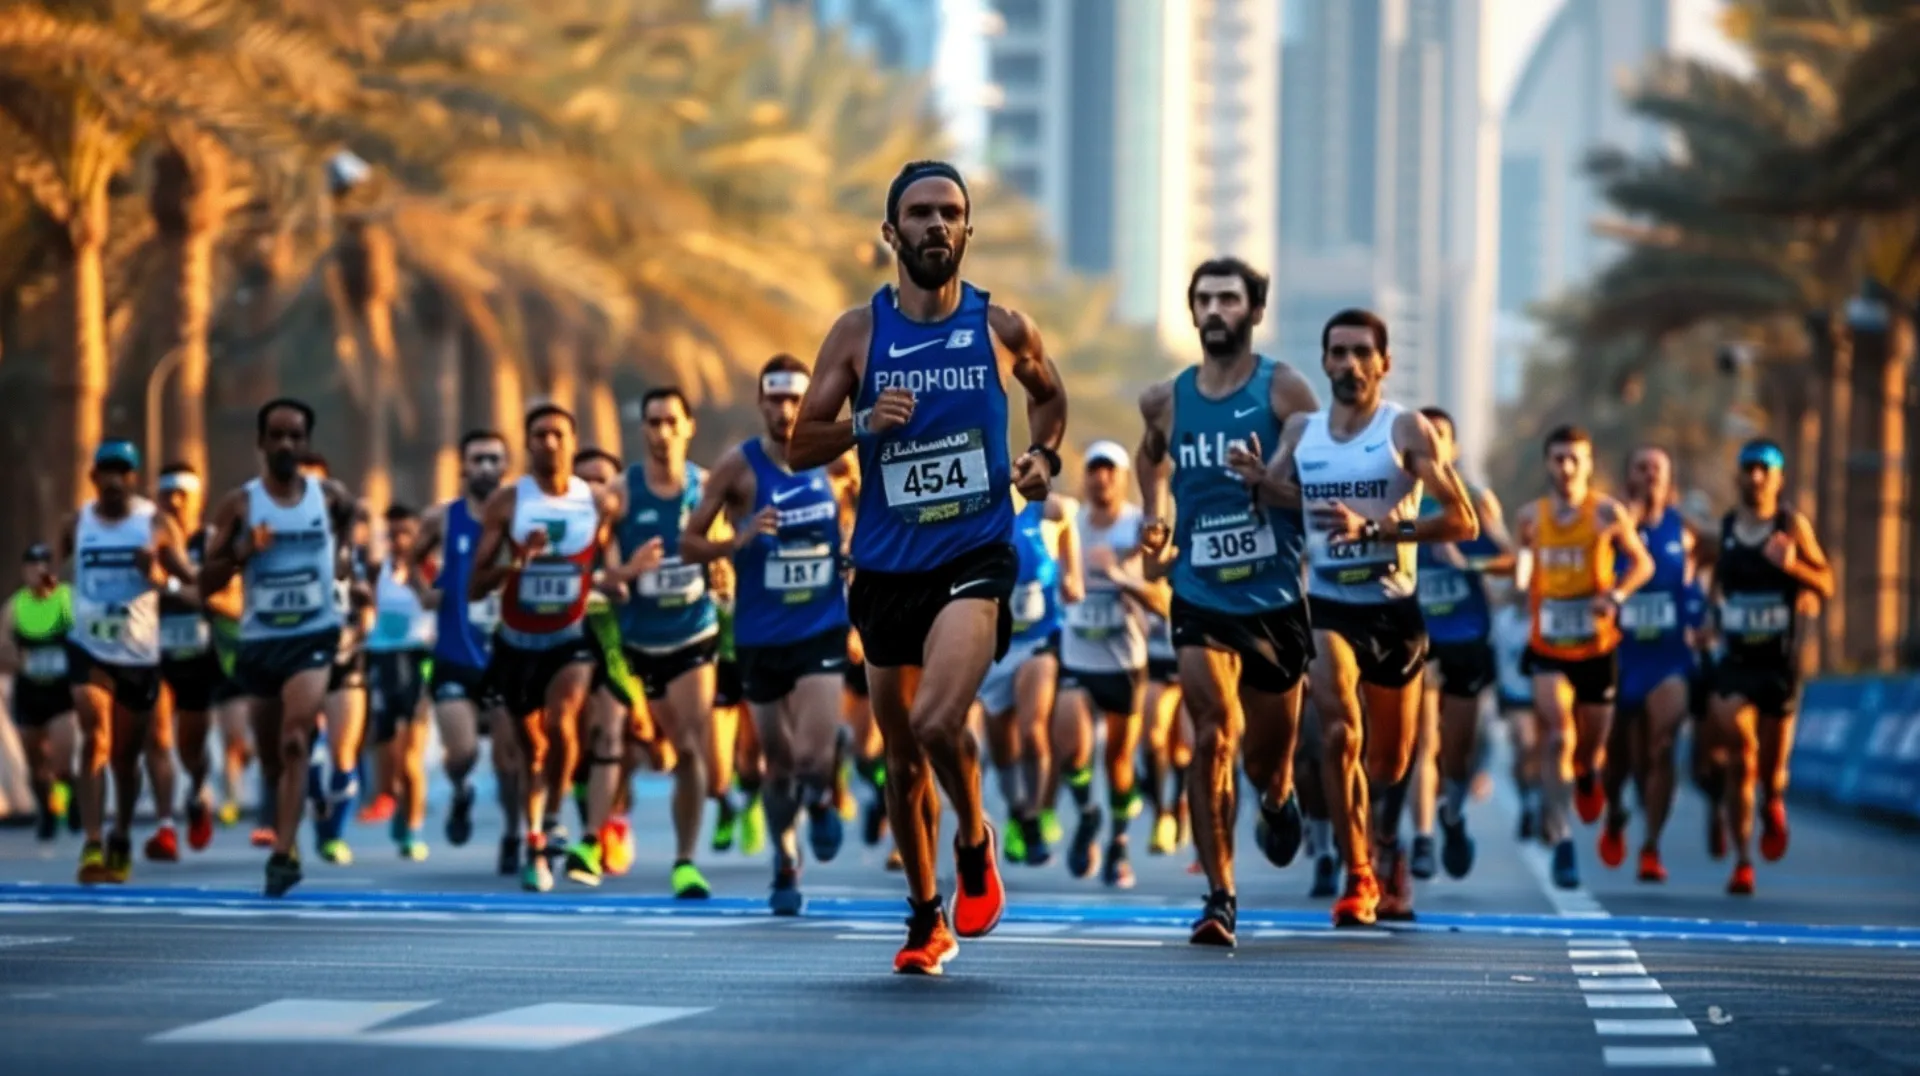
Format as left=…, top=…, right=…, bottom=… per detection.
left=1006, top=498, right=1062, bottom=644
left=731, top=439, right=848, bottom=648
left=431, top=498, right=494, bottom=669
left=616, top=461, right=718, bottom=651
left=1618, top=506, right=1696, bottom=704
left=1416, top=489, right=1496, bottom=645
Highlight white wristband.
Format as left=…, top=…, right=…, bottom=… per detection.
left=852, top=408, right=874, bottom=440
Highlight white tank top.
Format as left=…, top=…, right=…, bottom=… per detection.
left=70, top=498, right=162, bottom=667
left=1061, top=503, right=1147, bottom=674
left=240, top=477, right=342, bottom=641
left=499, top=474, right=600, bottom=649
left=1493, top=604, right=1532, bottom=702
left=366, top=559, right=434, bottom=652
left=1297, top=401, right=1423, bottom=605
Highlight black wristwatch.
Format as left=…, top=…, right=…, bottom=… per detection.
left=1395, top=519, right=1417, bottom=540
left=1028, top=444, right=1062, bottom=477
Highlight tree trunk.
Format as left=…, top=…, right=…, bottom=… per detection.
left=431, top=317, right=461, bottom=504
left=67, top=180, right=110, bottom=512
left=150, top=135, right=227, bottom=482
left=1815, top=310, right=1851, bottom=670
left=355, top=293, right=396, bottom=514
left=1867, top=309, right=1912, bottom=670
left=543, top=331, right=579, bottom=418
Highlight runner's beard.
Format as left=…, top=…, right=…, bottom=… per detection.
left=901, top=235, right=964, bottom=290
left=1199, top=315, right=1251, bottom=359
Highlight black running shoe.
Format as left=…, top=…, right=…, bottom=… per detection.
left=498, top=835, right=521, bottom=876
left=264, top=851, right=302, bottom=898
left=445, top=784, right=475, bottom=847
left=1189, top=889, right=1237, bottom=948
left=1440, top=810, right=1476, bottom=879
left=1020, top=814, right=1052, bottom=867
left=1309, top=853, right=1340, bottom=898
left=1409, top=834, right=1438, bottom=880
left=1254, top=791, right=1304, bottom=868
left=1067, top=807, right=1103, bottom=879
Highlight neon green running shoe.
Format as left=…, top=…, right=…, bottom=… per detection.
left=319, top=839, right=353, bottom=865
left=711, top=797, right=738, bottom=852
left=1040, top=808, right=1064, bottom=846
left=671, top=861, right=711, bottom=899
left=738, top=794, right=767, bottom=856
left=1003, top=815, right=1028, bottom=863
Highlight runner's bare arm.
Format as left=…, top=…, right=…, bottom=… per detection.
left=992, top=305, right=1067, bottom=463
left=790, top=309, right=871, bottom=471
left=411, top=505, right=445, bottom=609
left=679, top=447, right=754, bottom=565
left=828, top=452, right=859, bottom=551
left=1054, top=495, right=1085, bottom=605
left=1598, top=497, right=1654, bottom=598
left=0, top=598, right=19, bottom=673
left=1375, top=411, right=1477, bottom=543
left=1470, top=488, right=1519, bottom=575
left=1252, top=413, right=1311, bottom=510
left=152, top=512, right=199, bottom=587
left=1136, top=381, right=1173, bottom=526
left=1252, top=366, right=1321, bottom=508
left=1511, top=501, right=1538, bottom=593
left=321, top=480, right=358, bottom=545
left=196, top=492, right=251, bottom=596
left=1781, top=511, right=1836, bottom=599
left=466, top=487, right=520, bottom=601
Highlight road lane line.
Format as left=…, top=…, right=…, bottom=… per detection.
left=1573, top=963, right=1650, bottom=975
left=1566, top=944, right=1716, bottom=1069
left=832, top=934, right=1162, bottom=948
left=1601, top=1046, right=1716, bottom=1068
left=1579, top=978, right=1663, bottom=991
left=1585, top=994, right=1677, bottom=1010
left=1594, top=1018, right=1699, bottom=1036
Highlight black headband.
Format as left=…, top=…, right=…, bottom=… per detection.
left=886, top=162, right=968, bottom=225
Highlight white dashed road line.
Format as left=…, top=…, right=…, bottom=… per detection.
left=1567, top=936, right=1716, bottom=1069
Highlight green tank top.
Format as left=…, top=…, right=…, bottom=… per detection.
left=13, top=584, right=73, bottom=642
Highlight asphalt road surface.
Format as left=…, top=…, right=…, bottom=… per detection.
left=3, top=762, right=1917, bottom=1076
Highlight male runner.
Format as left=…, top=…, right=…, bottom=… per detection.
left=200, top=400, right=358, bottom=896
left=296, top=451, right=371, bottom=864
left=153, top=464, right=238, bottom=855
left=1514, top=425, right=1654, bottom=889
left=1140, top=609, right=1190, bottom=857
left=65, top=440, right=198, bottom=884
left=1409, top=407, right=1514, bottom=881
left=1139, top=257, right=1317, bottom=947
left=789, top=159, right=1064, bottom=974
left=1055, top=441, right=1162, bottom=889
left=1261, top=310, right=1479, bottom=926
left=975, top=488, right=1073, bottom=866
left=1490, top=585, right=1541, bottom=839
left=0, top=545, right=76, bottom=841
left=367, top=504, right=435, bottom=860
left=1600, top=447, right=1704, bottom=883
left=470, top=404, right=619, bottom=892
left=682, top=354, right=858, bottom=913
left=414, top=430, right=518, bottom=873
left=1706, top=438, right=1832, bottom=895
left=613, top=387, right=720, bottom=899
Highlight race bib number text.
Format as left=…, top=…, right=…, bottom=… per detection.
left=1620, top=592, right=1678, bottom=638
left=1538, top=598, right=1597, bottom=643
left=879, top=429, right=993, bottom=524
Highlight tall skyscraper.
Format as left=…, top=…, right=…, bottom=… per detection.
left=983, top=0, right=1278, bottom=352
left=753, top=0, right=946, bottom=73
left=1275, top=0, right=1498, bottom=475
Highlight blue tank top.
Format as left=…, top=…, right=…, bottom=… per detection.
left=1168, top=356, right=1305, bottom=615
left=431, top=498, right=493, bottom=669
left=616, top=461, right=718, bottom=650
left=1619, top=507, right=1691, bottom=660
left=731, top=439, right=848, bottom=648
left=851, top=283, right=1012, bottom=573
left=1416, top=490, right=1494, bottom=644
left=1007, top=499, right=1062, bottom=643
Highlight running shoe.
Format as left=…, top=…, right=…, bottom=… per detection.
left=1376, top=842, right=1415, bottom=922
left=1018, top=814, right=1051, bottom=867
left=1003, top=814, right=1028, bottom=863
left=48, top=779, right=71, bottom=825
left=710, top=796, right=739, bottom=852
left=445, top=784, right=475, bottom=847
left=1101, top=839, right=1136, bottom=890
left=249, top=826, right=275, bottom=848
left=105, top=834, right=133, bottom=883
left=565, top=839, right=603, bottom=887
left=1636, top=846, right=1667, bottom=883
left=1332, top=868, right=1380, bottom=928
left=807, top=799, right=844, bottom=864
left=672, top=860, right=712, bottom=900
left=522, top=857, right=554, bottom=893
left=1309, top=853, right=1340, bottom=899
left=217, top=800, right=241, bottom=827
left=1253, top=791, right=1304, bottom=868
left=1408, top=834, right=1437, bottom=880
left=186, top=799, right=214, bottom=852
left=894, top=901, right=957, bottom=976
left=951, top=825, right=1006, bottom=938
left=356, top=794, right=396, bottom=825
left=498, top=835, right=521, bottom=876
left=1598, top=813, right=1628, bottom=869
left=144, top=824, right=180, bottom=863
left=1760, top=799, right=1790, bottom=862
left=1727, top=861, right=1755, bottom=896
left=1149, top=812, right=1178, bottom=856
left=76, top=841, right=113, bottom=885
left=399, top=840, right=430, bottom=862
left=1516, top=802, right=1537, bottom=842
left=1067, top=807, right=1103, bottom=880
left=1189, top=889, right=1237, bottom=947
left=738, top=794, right=768, bottom=856
left=264, top=850, right=302, bottom=898
left=769, top=867, right=805, bottom=917
left=1573, top=770, right=1605, bottom=825
left=861, top=796, right=887, bottom=847
left=318, top=839, right=353, bottom=865
left=1550, top=839, right=1580, bottom=890
left=1039, top=807, right=1063, bottom=846
left=35, top=804, right=57, bottom=842
left=600, top=816, right=635, bottom=876
left=1439, top=809, right=1475, bottom=879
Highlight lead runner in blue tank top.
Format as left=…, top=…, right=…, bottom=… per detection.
left=1136, top=257, right=1323, bottom=948
left=785, top=160, right=1067, bottom=972
left=419, top=430, right=508, bottom=852
left=1603, top=446, right=1705, bottom=882
left=679, top=354, right=859, bottom=915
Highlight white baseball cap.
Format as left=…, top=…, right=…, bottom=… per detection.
left=1085, top=440, right=1130, bottom=470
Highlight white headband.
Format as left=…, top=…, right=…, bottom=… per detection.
left=157, top=472, right=202, bottom=494
left=761, top=371, right=810, bottom=397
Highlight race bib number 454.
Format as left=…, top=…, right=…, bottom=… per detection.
left=879, top=429, right=993, bottom=524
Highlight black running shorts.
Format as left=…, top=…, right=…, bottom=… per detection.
left=736, top=627, right=850, bottom=706
left=848, top=542, right=1016, bottom=670
left=161, top=651, right=225, bottom=713
left=1059, top=666, right=1146, bottom=718
left=1310, top=597, right=1429, bottom=690
left=66, top=644, right=163, bottom=711
left=490, top=636, right=595, bottom=718
left=368, top=648, right=429, bottom=742
left=1428, top=638, right=1497, bottom=699
left=1522, top=647, right=1619, bottom=706
left=233, top=629, right=341, bottom=701
left=1168, top=595, right=1312, bottom=695
left=12, top=676, right=72, bottom=727
left=626, top=635, right=719, bottom=702
left=1712, top=660, right=1799, bottom=720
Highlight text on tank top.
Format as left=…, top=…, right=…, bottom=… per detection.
left=71, top=499, right=162, bottom=665
left=1167, top=356, right=1304, bottom=615
left=1297, top=402, right=1422, bottom=604
left=616, top=461, right=717, bottom=650
left=1619, top=507, right=1690, bottom=653
left=850, top=282, right=1013, bottom=573
left=241, top=477, right=340, bottom=640
left=1007, top=499, right=1062, bottom=640
left=1527, top=494, right=1619, bottom=659
left=1062, top=503, right=1147, bottom=673
left=732, top=438, right=848, bottom=649
left=500, top=475, right=600, bottom=646
left=159, top=529, right=213, bottom=659
left=1714, top=510, right=1802, bottom=667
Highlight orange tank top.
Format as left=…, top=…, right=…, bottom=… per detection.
left=1528, top=494, right=1619, bottom=660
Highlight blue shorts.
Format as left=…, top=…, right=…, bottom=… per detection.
left=1618, top=650, right=1693, bottom=710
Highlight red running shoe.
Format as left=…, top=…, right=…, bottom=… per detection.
left=1760, top=800, right=1790, bottom=862
left=894, top=906, right=958, bottom=975
left=186, top=800, right=214, bottom=852
left=1727, top=861, right=1755, bottom=896
left=1574, top=770, right=1606, bottom=825
left=951, top=825, right=1005, bottom=938
left=1597, top=817, right=1627, bottom=869
left=1332, top=868, right=1380, bottom=928
left=144, top=826, right=180, bottom=862
left=1636, top=847, right=1667, bottom=884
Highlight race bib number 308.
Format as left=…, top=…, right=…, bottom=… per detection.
left=1189, top=512, right=1277, bottom=581
left=879, top=429, right=993, bottom=524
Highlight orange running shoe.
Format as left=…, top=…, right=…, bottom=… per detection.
left=951, top=825, right=1005, bottom=938
left=1597, top=817, right=1627, bottom=869
left=186, top=800, right=214, bottom=852
left=894, top=904, right=958, bottom=976
left=250, top=826, right=275, bottom=848
left=1760, top=800, right=1789, bottom=862
left=1636, top=847, right=1667, bottom=884
left=1574, top=771, right=1606, bottom=825
left=1376, top=843, right=1415, bottom=922
left=1727, top=861, right=1755, bottom=896
left=1332, top=868, right=1380, bottom=928
left=600, top=815, right=635, bottom=876
left=144, top=825, right=180, bottom=863
left=356, top=794, right=396, bottom=825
